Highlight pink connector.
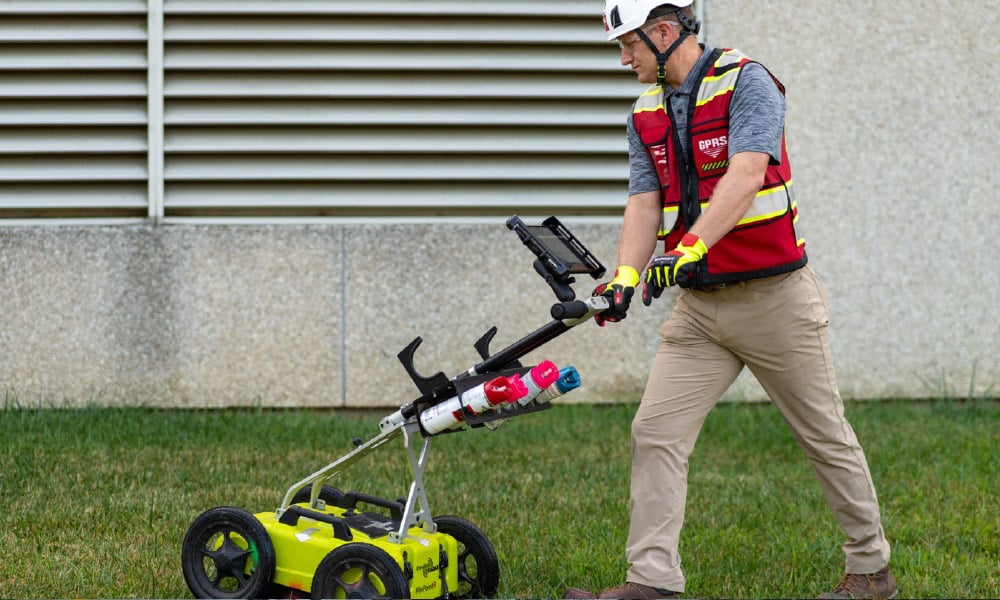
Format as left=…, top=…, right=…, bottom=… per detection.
left=512, top=360, right=560, bottom=407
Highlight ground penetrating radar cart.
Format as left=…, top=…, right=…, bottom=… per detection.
left=180, top=216, right=609, bottom=599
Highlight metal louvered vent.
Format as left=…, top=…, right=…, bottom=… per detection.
left=1, top=0, right=652, bottom=220
left=0, top=1, right=149, bottom=218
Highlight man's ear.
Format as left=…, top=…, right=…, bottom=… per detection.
left=655, top=22, right=674, bottom=43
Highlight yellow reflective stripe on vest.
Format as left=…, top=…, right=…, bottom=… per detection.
left=635, top=84, right=665, bottom=113
left=736, top=181, right=792, bottom=227
left=659, top=205, right=678, bottom=237
left=659, top=181, right=793, bottom=238
left=658, top=202, right=708, bottom=237
left=696, top=52, right=745, bottom=106
left=696, top=72, right=738, bottom=107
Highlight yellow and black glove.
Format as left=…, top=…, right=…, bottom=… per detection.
left=592, top=265, right=639, bottom=326
left=642, top=233, right=708, bottom=305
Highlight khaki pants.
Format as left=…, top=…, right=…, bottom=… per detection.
left=626, top=266, right=890, bottom=592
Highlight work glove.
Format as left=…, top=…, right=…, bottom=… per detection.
left=592, top=265, right=639, bottom=326
left=642, top=233, right=708, bottom=305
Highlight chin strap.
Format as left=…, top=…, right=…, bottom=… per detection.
left=635, top=11, right=702, bottom=86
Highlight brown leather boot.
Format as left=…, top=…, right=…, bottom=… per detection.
left=818, top=566, right=898, bottom=599
left=564, top=582, right=680, bottom=599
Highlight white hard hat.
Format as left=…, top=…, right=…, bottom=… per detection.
left=602, top=0, right=695, bottom=41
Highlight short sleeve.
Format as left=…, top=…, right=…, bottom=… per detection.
left=727, top=62, right=786, bottom=162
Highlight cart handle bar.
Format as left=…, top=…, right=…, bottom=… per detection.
left=469, top=296, right=607, bottom=377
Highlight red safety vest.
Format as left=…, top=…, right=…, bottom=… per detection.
left=633, top=48, right=807, bottom=286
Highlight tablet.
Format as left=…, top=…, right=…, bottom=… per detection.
left=506, top=215, right=605, bottom=280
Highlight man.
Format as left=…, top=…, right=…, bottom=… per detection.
left=565, top=2, right=896, bottom=599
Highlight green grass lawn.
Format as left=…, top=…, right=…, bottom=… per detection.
left=1, top=400, right=996, bottom=598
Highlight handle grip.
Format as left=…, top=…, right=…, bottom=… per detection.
left=551, top=301, right=589, bottom=320
left=278, top=505, right=353, bottom=541
left=550, top=295, right=610, bottom=321
left=339, top=491, right=405, bottom=521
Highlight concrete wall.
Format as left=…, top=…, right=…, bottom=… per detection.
left=1, top=217, right=995, bottom=409
left=1, top=2, right=997, bottom=407
left=0, top=223, right=648, bottom=408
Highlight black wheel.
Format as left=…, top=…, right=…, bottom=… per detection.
left=434, top=515, right=499, bottom=599
left=290, top=484, right=345, bottom=507
left=181, top=506, right=276, bottom=599
left=310, top=543, right=409, bottom=600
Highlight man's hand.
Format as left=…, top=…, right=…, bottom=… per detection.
left=643, top=233, right=708, bottom=305
left=592, top=265, right=640, bottom=326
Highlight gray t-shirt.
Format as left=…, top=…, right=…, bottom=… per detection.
left=627, top=46, right=787, bottom=196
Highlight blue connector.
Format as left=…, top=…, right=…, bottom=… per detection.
left=554, top=366, right=582, bottom=394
